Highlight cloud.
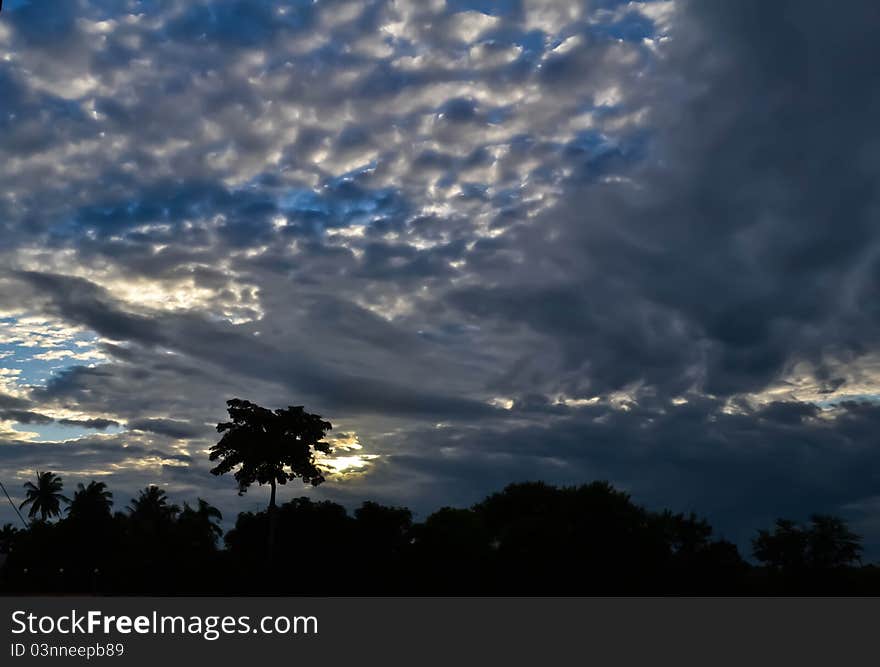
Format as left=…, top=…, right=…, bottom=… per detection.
left=0, top=409, right=53, bottom=425
left=126, top=418, right=209, bottom=440
left=57, top=417, right=120, bottom=431
left=1, top=0, right=879, bottom=555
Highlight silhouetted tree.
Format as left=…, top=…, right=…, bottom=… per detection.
left=654, top=510, right=713, bottom=555
left=114, top=486, right=182, bottom=593
left=353, top=501, right=412, bottom=589
left=224, top=496, right=351, bottom=592
left=0, top=523, right=17, bottom=554
left=127, top=485, right=179, bottom=531
left=209, top=399, right=332, bottom=558
left=354, top=502, right=412, bottom=548
left=178, top=498, right=223, bottom=550
left=52, top=481, right=117, bottom=592
left=1, top=474, right=878, bottom=595
left=806, top=514, right=862, bottom=569
left=480, top=482, right=658, bottom=587
left=753, top=515, right=862, bottom=574
left=410, top=507, right=491, bottom=592
left=753, top=519, right=808, bottom=572
left=653, top=510, right=747, bottom=592
left=67, top=481, right=113, bottom=523
left=19, top=472, right=68, bottom=522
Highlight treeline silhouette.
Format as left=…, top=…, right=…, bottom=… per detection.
left=1, top=399, right=877, bottom=595
left=1, top=475, right=877, bottom=595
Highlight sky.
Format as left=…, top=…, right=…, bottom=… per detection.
left=1, top=0, right=880, bottom=554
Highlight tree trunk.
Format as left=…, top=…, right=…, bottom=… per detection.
left=267, top=480, right=277, bottom=573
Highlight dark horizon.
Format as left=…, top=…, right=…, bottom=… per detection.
left=1, top=465, right=872, bottom=595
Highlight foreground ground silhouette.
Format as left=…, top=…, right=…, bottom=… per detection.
left=1, top=477, right=877, bottom=595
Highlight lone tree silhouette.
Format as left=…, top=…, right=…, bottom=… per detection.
left=209, top=398, right=332, bottom=557
left=19, top=472, right=69, bottom=523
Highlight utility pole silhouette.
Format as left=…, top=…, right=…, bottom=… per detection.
left=0, top=479, right=28, bottom=528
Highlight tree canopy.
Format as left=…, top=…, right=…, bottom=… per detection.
left=209, top=399, right=333, bottom=502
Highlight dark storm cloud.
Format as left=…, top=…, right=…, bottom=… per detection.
left=0, top=409, right=53, bottom=425
left=1, top=0, right=880, bottom=553
left=0, top=434, right=193, bottom=469
left=12, top=270, right=498, bottom=420
left=0, top=393, right=31, bottom=411
left=439, top=0, right=880, bottom=401
left=127, top=418, right=210, bottom=440
left=11, top=271, right=166, bottom=345
left=57, top=417, right=120, bottom=430
left=631, top=0, right=880, bottom=397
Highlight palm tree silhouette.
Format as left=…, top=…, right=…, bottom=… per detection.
left=19, top=471, right=69, bottom=522
left=127, top=485, right=179, bottom=523
left=67, top=481, right=113, bottom=522
left=192, top=498, right=222, bottom=533
left=179, top=498, right=223, bottom=549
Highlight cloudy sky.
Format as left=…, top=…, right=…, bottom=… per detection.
left=1, top=0, right=879, bottom=552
